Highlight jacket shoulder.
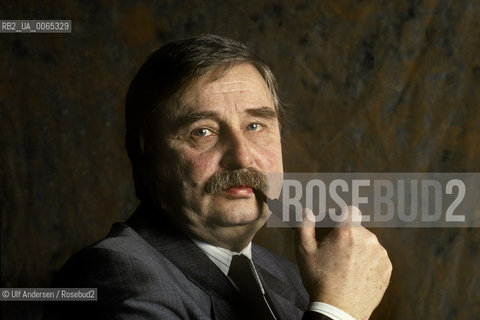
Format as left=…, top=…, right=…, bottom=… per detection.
left=51, top=222, right=170, bottom=291
left=44, top=223, right=209, bottom=320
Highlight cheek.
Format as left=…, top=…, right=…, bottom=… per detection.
left=182, top=150, right=220, bottom=186
left=257, top=140, right=283, bottom=172
left=267, top=150, right=283, bottom=171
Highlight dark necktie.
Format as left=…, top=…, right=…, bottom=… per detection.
left=228, top=254, right=277, bottom=320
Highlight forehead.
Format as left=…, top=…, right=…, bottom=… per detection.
left=173, top=63, right=274, bottom=117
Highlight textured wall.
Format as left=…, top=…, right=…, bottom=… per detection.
left=1, top=1, right=479, bottom=319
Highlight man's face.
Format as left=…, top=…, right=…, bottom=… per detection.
left=149, top=63, right=283, bottom=250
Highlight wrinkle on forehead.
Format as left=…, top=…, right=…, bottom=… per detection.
left=207, top=79, right=261, bottom=95
left=175, top=63, right=274, bottom=118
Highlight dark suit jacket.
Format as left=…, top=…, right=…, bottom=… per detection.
left=43, top=202, right=331, bottom=320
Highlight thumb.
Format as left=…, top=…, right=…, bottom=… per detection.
left=295, top=208, right=317, bottom=253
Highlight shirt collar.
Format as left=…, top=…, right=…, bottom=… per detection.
left=191, top=238, right=252, bottom=276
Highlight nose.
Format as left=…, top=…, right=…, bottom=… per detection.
left=219, top=130, right=254, bottom=170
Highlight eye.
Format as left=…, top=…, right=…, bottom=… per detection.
left=246, top=123, right=262, bottom=131
left=192, top=128, right=215, bottom=137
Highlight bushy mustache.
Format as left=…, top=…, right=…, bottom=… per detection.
left=204, top=168, right=268, bottom=195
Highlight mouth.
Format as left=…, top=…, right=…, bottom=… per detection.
left=222, top=185, right=254, bottom=197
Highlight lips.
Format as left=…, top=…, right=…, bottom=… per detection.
left=222, top=186, right=254, bottom=197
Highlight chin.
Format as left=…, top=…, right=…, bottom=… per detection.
left=215, top=209, right=267, bottom=227
left=204, top=197, right=269, bottom=227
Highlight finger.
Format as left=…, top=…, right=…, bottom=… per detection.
left=338, top=205, right=363, bottom=228
left=295, top=208, right=317, bottom=253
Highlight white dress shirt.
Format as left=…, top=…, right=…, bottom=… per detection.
left=191, top=239, right=355, bottom=320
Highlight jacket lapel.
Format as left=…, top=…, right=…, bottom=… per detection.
left=125, top=202, right=244, bottom=319
left=252, top=245, right=307, bottom=319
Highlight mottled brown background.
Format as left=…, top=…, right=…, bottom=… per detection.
left=1, top=1, right=479, bottom=319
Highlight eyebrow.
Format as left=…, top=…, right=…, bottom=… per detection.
left=173, top=106, right=278, bottom=128
left=245, top=107, right=278, bottom=120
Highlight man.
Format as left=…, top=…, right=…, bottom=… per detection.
left=43, top=35, right=391, bottom=320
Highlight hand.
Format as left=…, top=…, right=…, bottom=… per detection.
left=295, top=206, right=392, bottom=320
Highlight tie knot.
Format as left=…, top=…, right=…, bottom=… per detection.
left=229, top=254, right=251, bottom=273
